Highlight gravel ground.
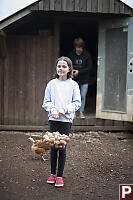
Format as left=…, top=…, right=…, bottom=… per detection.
left=0, top=130, right=133, bottom=200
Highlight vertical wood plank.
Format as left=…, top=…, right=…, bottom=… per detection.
left=65, top=0, right=74, bottom=11
left=14, top=36, right=20, bottom=125
left=3, top=47, right=9, bottom=125
left=124, top=6, right=132, bottom=14
left=119, top=2, right=125, bottom=14
left=39, top=0, right=44, bottom=10
left=29, top=36, right=37, bottom=125
left=29, top=36, right=36, bottom=125
left=87, top=0, right=92, bottom=12
left=19, top=37, right=26, bottom=125
left=109, top=0, right=115, bottom=13
left=0, top=59, right=2, bottom=124
left=50, top=35, right=56, bottom=79
left=24, top=37, right=34, bottom=125
left=91, top=0, right=98, bottom=12
left=50, top=0, right=55, bottom=10
left=114, top=0, right=120, bottom=14
left=72, top=0, right=75, bottom=11
left=43, top=34, right=51, bottom=120
left=80, top=0, right=87, bottom=12
left=102, top=0, right=109, bottom=13
left=23, top=36, right=29, bottom=125
left=4, top=38, right=15, bottom=125
left=10, top=37, right=15, bottom=125
left=43, top=0, right=50, bottom=10
left=74, top=0, right=80, bottom=11
left=54, top=0, right=62, bottom=11
left=14, top=36, right=26, bottom=125
left=62, top=0, right=67, bottom=10
left=33, top=35, right=41, bottom=125
left=0, top=58, right=4, bottom=125
left=0, top=31, right=6, bottom=124
left=98, top=0, right=103, bottom=13
left=36, top=33, right=47, bottom=125
left=34, top=35, right=40, bottom=125
left=53, top=21, right=60, bottom=60
left=47, top=35, right=53, bottom=81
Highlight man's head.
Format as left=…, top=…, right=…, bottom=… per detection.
left=73, top=38, right=85, bottom=55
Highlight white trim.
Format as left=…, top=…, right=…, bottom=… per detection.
left=0, top=8, right=31, bottom=29
left=120, top=0, right=133, bottom=9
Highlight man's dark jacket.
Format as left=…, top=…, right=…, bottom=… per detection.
left=69, top=49, right=93, bottom=85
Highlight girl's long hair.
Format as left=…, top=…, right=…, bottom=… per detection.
left=55, top=56, right=73, bottom=79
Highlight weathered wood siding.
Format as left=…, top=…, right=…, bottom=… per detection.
left=31, top=0, right=133, bottom=15
left=2, top=28, right=59, bottom=126
left=0, top=31, right=6, bottom=125
left=73, top=117, right=133, bottom=128
left=0, top=59, right=4, bottom=125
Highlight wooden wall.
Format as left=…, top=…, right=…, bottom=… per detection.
left=0, top=31, right=6, bottom=125
left=31, top=0, right=133, bottom=15
left=1, top=25, right=59, bottom=126
left=0, top=16, right=133, bottom=130
left=0, top=59, right=4, bottom=125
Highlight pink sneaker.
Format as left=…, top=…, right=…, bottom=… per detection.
left=55, top=177, right=64, bottom=187
left=47, top=174, right=56, bottom=184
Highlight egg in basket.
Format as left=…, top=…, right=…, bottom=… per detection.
left=43, top=131, right=70, bottom=149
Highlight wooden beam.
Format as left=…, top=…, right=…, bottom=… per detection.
left=0, top=8, right=31, bottom=29
left=0, top=59, right=4, bottom=125
left=53, top=21, right=60, bottom=58
left=0, top=30, right=6, bottom=58
left=0, top=125, right=133, bottom=131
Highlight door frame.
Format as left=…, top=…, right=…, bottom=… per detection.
left=96, top=17, right=133, bottom=122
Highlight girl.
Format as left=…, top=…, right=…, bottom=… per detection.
left=42, top=56, right=81, bottom=187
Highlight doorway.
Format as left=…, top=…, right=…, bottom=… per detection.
left=60, top=22, right=98, bottom=117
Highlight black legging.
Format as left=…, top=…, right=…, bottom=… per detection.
left=49, top=120, right=72, bottom=177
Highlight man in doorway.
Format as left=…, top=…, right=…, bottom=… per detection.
left=69, top=37, right=93, bottom=118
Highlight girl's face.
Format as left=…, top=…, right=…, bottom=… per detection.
left=56, top=60, right=70, bottom=80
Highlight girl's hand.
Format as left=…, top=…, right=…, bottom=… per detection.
left=58, top=112, right=65, bottom=117
left=51, top=109, right=59, bottom=119
left=52, top=113, right=59, bottom=119
left=58, top=109, right=65, bottom=117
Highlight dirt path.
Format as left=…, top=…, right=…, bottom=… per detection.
left=0, top=131, right=133, bottom=200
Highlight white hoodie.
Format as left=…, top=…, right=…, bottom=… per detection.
left=42, top=78, right=81, bottom=123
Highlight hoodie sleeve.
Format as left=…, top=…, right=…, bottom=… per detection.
left=42, top=82, right=56, bottom=114
left=64, top=82, right=81, bottom=114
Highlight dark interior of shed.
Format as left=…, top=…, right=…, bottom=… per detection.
left=60, top=23, right=98, bottom=117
